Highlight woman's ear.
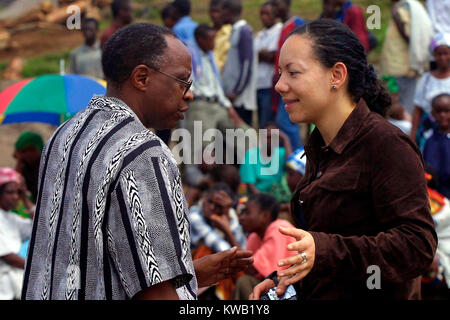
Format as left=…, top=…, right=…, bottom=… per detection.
left=131, top=65, right=151, bottom=92
left=330, top=62, right=348, bottom=90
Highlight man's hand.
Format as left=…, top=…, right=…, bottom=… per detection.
left=193, top=247, right=253, bottom=288
left=227, top=106, right=244, bottom=127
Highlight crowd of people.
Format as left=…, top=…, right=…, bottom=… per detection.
left=0, top=0, right=449, bottom=301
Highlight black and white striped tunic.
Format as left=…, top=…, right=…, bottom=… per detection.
left=22, top=95, right=197, bottom=300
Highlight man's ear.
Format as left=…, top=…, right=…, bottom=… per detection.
left=130, top=64, right=151, bottom=92
left=330, top=61, right=348, bottom=90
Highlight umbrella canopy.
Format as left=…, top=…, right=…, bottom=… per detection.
left=0, top=74, right=106, bottom=125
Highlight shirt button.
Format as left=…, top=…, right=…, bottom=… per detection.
left=316, top=171, right=322, bottom=178
left=299, top=199, right=304, bottom=205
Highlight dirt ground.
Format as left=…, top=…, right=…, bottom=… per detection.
left=0, top=24, right=83, bottom=61
left=0, top=24, right=82, bottom=168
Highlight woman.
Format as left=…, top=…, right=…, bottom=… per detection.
left=0, top=168, right=33, bottom=300
left=411, top=33, right=450, bottom=148
left=250, top=19, right=437, bottom=300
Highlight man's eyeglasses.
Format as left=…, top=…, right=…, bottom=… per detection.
left=148, top=66, right=193, bottom=96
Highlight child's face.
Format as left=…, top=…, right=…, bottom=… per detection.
left=0, top=182, right=20, bottom=212
left=432, top=96, right=450, bottom=132
left=260, top=5, right=276, bottom=29
left=238, top=201, right=266, bottom=234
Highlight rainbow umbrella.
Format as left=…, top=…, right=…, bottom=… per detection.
left=0, top=74, right=106, bottom=125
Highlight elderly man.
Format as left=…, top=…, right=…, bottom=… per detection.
left=22, top=23, right=252, bottom=300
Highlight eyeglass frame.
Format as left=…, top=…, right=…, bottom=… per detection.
left=146, top=65, right=193, bottom=96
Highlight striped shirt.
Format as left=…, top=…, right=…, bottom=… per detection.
left=22, top=96, right=197, bottom=300
left=189, top=204, right=246, bottom=253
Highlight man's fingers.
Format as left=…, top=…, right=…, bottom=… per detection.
left=235, top=249, right=253, bottom=259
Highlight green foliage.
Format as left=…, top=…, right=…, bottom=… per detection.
left=22, top=50, right=71, bottom=78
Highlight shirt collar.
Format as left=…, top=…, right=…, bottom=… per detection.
left=307, top=100, right=370, bottom=155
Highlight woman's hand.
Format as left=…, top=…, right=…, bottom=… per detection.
left=276, top=227, right=316, bottom=286
left=248, top=279, right=275, bottom=300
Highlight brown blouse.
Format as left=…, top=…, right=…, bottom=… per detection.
left=290, top=102, right=437, bottom=300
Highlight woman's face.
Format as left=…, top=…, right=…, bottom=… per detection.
left=0, top=182, right=20, bottom=211
left=275, top=34, right=334, bottom=124
left=434, top=45, right=450, bottom=70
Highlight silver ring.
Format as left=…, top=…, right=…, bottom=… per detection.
left=300, top=252, right=307, bottom=265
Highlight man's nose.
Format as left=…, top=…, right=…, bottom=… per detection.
left=184, top=89, right=194, bottom=102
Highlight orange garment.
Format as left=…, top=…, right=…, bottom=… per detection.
left=246, top=219, right=297, bottom=277
left=192, top=245, right=242, bottom=300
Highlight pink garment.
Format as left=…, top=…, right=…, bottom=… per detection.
left=246, top=219, right=297, bottom=277
left=0, top=168, right=20, bottom=187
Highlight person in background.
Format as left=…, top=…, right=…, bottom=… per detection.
left=0, top=168, right=33, bottom=300
left=426, top=0, right=450, bottom=35
left=271, top=0, right=306, bottom=150
left=423, top=93, right=450, bottom=199
left=172, top=0, right=198, bottom=46
left=285, top=147, right=306, bottom=193
left=254, top=2, right=282, bottom=128
left=411, top=33, right=450, bottom=146
left=190, top=183, right=246, bottom=253
left=320, top=0, right=337, bottom=19
left=239, top=122, right=291, bottom=195
left=383, top=76, right=413, bottom=135
left=380, top=0, right=433, bottom=116
left=161, top=3, right=179, bottom=30
left=332, top=0, right=370, bottom=52
left=13, top=131, right=43, bottom=202
left=233, top=194, right=296, bottom=300
left=421, top=169, right=450, bottom=299
left=221, top=0, right=257, bottom=126
left=69, top=18, right=103, bottom=79
left=210, top=0, right=232, bottom=73
left=184, top=24, right=241, bottom=166
left=100, top=0, right=133, bottom=49
left=189, top=183, right=247, bottom=300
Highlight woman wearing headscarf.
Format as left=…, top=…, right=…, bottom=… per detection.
left=0, top=168, right=33, bottom=300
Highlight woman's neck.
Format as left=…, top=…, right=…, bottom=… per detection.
left=315, top=97, right=357, bottom=146
left=432, top=67, right=450, bottom=79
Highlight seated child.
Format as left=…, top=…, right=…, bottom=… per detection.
left=233, top=194, right=296, bottom=300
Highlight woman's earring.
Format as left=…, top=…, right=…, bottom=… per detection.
left=332, top=85, right=337, bottom=90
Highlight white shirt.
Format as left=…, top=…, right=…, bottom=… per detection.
left=192, top=51, right=232, bottom=108
left=0, top=208, right=32, bottom=299
left=427, top=0, right=450, bottom=35
left=254, top=22, right=282, bottom=89
left=414, top=72, right=450, bottom=113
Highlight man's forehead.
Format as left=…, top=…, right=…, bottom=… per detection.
left=163, top=36, right=192, bottom=73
